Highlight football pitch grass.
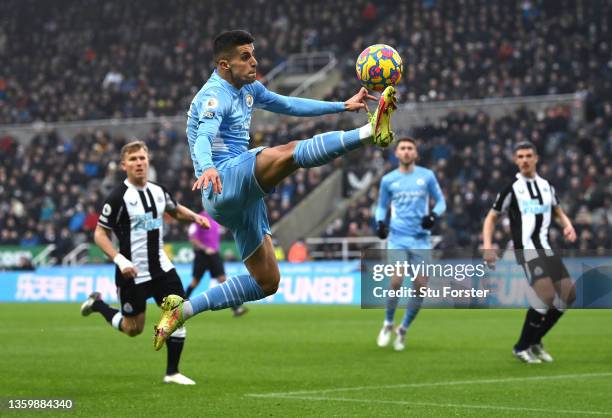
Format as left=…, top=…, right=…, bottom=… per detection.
left=2, top=304, right=611, bottom=417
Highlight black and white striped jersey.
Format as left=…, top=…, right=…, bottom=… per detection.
left=492, top=173, right=560, bottom=250
left=98, top=180, right=177, bottom=285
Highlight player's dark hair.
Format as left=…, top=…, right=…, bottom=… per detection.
left=213, top=30, right=254, bottom=61
left=513, top=140, right=537, bottom=154
left=396, top=137, right=417, bottom=147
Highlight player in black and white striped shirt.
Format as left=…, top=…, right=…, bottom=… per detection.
left=80, top=141, right=210, bottom=384
left=482, top=141, right=577, bottom=364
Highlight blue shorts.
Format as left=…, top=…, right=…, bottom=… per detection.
left=202, top=146, right=271, bottom=261
left=387, top=237, right=432, bottom=266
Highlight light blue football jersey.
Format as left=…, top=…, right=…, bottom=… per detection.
left=375, top=166, right=446, bottom=246
left=186, top=70, right=344, bottom=178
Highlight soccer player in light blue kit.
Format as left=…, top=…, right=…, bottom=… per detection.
left=374, top=137, right=446, bottom=351
left=154, top=30, right=398, bottom=349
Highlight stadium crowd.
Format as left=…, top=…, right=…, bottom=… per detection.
left=319, top=103, right=611, bottom=256
left=2, top=1, right=609, bottom=125
left=1, top=0, right=610, bottom=262
left=2, top=101, right=609, bottom=261
left=0, top=0, right=385, bottom=124
left=329, top=0, right=610, bottom=114
left=0, top=116, right=349, bottom=260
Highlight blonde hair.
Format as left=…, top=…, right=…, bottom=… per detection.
left=120, top=140, right=149, bottom=161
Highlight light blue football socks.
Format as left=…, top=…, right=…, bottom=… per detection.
left=293, top=127, right=370, bottom=168
left=185, top=275, right=265, bottom=317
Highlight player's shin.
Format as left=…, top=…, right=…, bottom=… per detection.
left=514, top=308, right=547, bottom=351
left=166, top=326, right=186, bottom=375
left=400, top=294, right=424, bottom=330
left=533, top=308, right=564, bottom=344
left=184, top=274, right=265, bottom=317
left=385, top=296, right=399, bottom=325
left=292, top=128, right=369, bottom=169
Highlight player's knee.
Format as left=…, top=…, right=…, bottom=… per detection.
left=564, top=287, right=576, bottom=306
left=123, top=322, right=144, bottom=337
left=390, top=278, right=402, bottom=290
left=260, top=274, right=280, bottom=296
left=280, top=141, right=299, bottom=165
left=539, top=293, right=555, bottom=307
left=127, top=328, right=142, bottom=337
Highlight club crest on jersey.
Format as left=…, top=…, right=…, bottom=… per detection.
left=246, top=94, right=254, bottom=107
left=102, top=204, right=112, bottom=216
left=123, top=303, right=133, bottom=314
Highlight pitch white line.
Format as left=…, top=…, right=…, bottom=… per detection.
left=258, top=395, right=612, bottom=416
left=246, top=372, right=612, bottom=398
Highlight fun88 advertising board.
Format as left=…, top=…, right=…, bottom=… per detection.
left=0, top=262, right=361, bottom=305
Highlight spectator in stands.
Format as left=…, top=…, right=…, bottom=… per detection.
left=288, top=239, right=309, bottom=263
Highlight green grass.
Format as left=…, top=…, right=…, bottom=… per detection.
left=1, top=304, right=611, bottom=417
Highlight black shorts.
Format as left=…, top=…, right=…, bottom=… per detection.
left=117, top=269, right=185, bottom=317
left=192, top=250, right=225, bottom=280
left=521, top=255, right=570, bottom=284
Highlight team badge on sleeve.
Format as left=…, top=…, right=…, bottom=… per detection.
left=103, top=204, right=112, bottom=216
left=206, top=98, right=218, bottom=109
left=203, top=97, right=218, bottom=118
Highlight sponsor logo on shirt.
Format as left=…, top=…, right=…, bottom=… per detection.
left=519, top=200, right=550, bottom=215
left=133, top=213, right=162, bottom=231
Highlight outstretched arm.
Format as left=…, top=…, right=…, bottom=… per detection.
left=255, top=83, right=375, bottom=115
left=167, top=204, right=210, bottom=229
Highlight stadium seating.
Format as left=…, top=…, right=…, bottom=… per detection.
left=0, top=117, right=349, bottom=256
left=2, top=1, right=609, bottom=124
left=327, top=0, right=610, bottom=114
left=316, top=104, right=611, bottom=257
left=0, top=0, right=387, bottom=124
left=2, top=103, right=609, bottom=259
left=1, top=0, right=610, bottom=261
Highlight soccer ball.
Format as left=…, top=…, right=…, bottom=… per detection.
left=355, top=44, right=403, bottom=92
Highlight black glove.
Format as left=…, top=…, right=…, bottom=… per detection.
left=375, top=221, right=389, bottom=239
left=421, top=214, right=437, bottom=230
